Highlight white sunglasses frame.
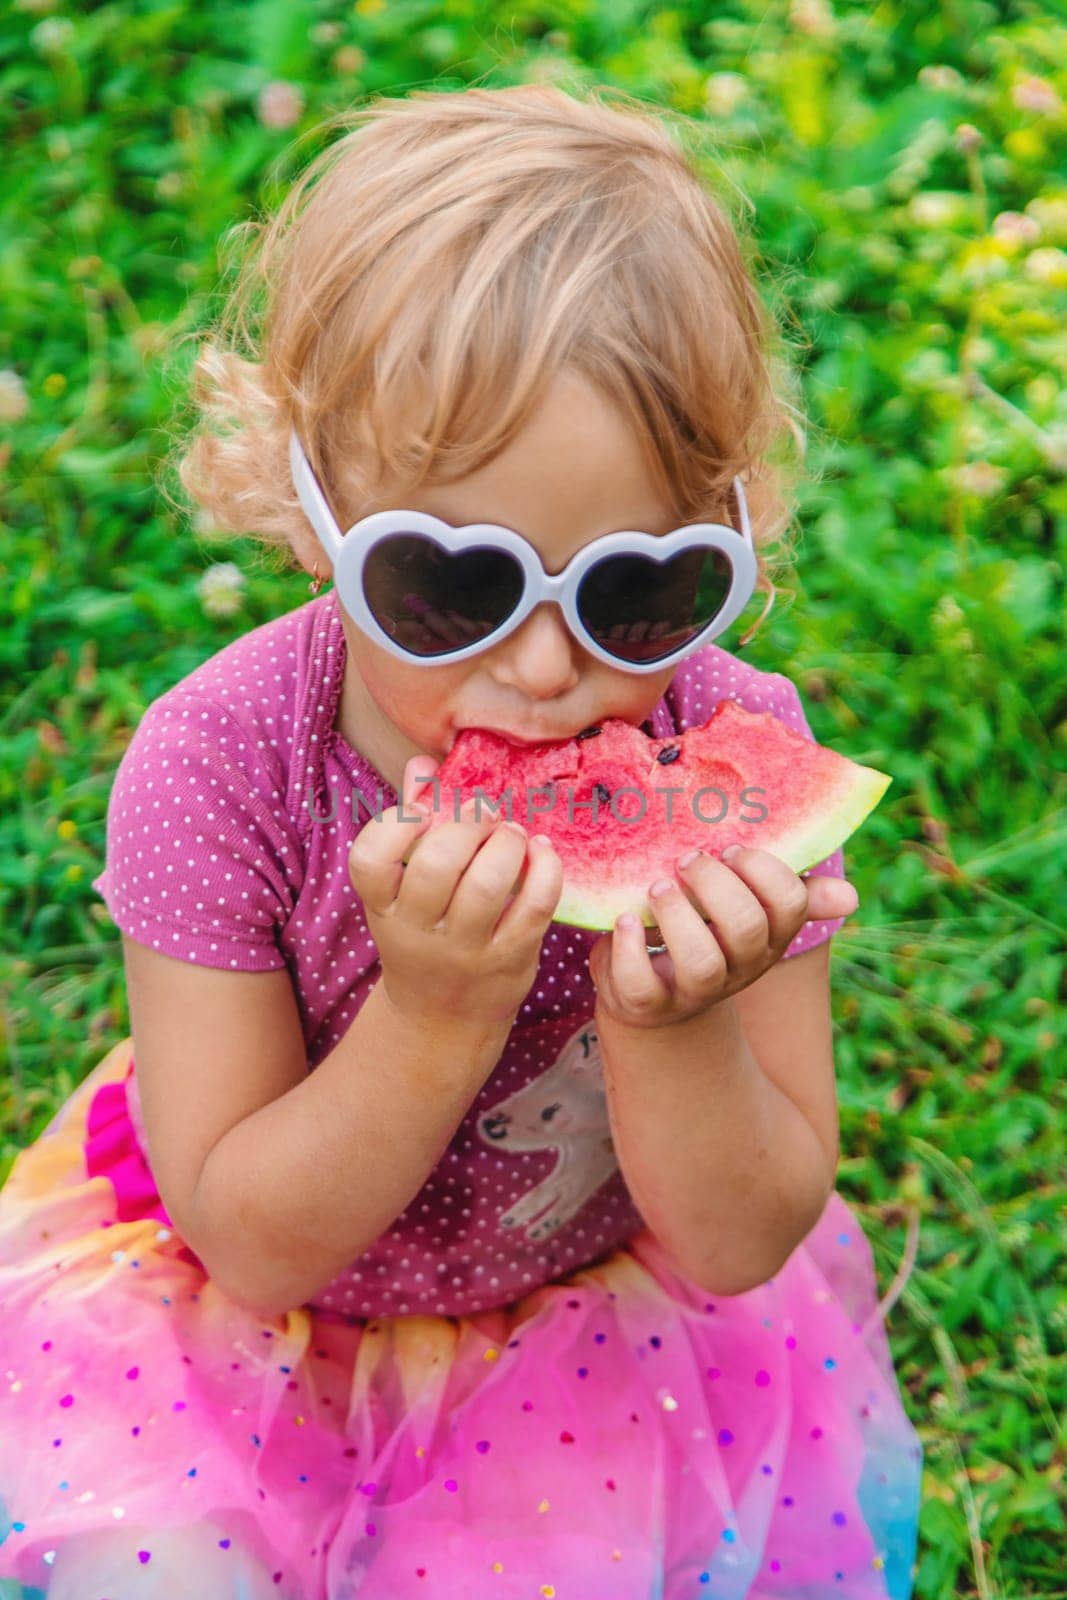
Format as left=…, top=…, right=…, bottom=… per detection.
left=289, top=427, right=758, bottom=675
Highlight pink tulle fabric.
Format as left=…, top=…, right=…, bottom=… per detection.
left=0, top=1037, right=923, bottom=1598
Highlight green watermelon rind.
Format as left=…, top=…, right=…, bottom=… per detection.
left=553, top=761, right=892, bottom=931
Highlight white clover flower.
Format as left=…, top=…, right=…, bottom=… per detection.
left=197, top=562, right=246, bottom=618
left=193, top=507, right=235, bottom=542
left=954, top=122, right=983, bottom=152
left=934, top=595, right=965, bottom=626
left=1025, top=196, right=1067, bottom=240
left=1012, top=76, right=1063, bottom=116
left=155, top=172, right=184, bottom=202
left=1024, top=246, right=1067, bottom=284
left=332, top=45, right=366, bottom=75
left=992, top=209, right=1042, bottom=245
left=909, top=191, right=967, bottom=228
left=30, top=15, right=74, bottom=52
left=789, top=0, right=835, bottom=35
left=953, top=462, right=1006, bottom=497
left=256, top=81, right=305, bottom=130
left=963, top=338, right=998, bottom=370
left=0, top=369, right=29, bottom=422
left=704, top=73, right=748, bottom=118
left=918, top=64, right=964, bottom=93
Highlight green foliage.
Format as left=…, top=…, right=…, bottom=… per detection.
left=1, top=1, right=1065, bottom=1593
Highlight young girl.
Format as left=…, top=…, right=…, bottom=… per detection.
left=0, top=84, right=922, bottom=1600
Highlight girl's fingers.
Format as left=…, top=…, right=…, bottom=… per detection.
left=446, top=821, right=533, bottom=938
left=607, top=915, right=670, bottom=1013
left=392, top=799, right=498, bottom=927
left=492, top=833, right=563, bottom=943
left=802, top=873, right=860, bottom=920
left=348, top=757, right=473, bottom=920
left=641, top=879, right=728, bottom=994
left=671, top=850, right=774, bottom=966
left=348, top=799, right=434, bottom=914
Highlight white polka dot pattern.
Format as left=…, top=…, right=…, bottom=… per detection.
left=92, top=591, right=846, bottom=1320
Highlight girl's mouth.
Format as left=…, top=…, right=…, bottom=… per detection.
left=452, top=724, right=581, bottom=750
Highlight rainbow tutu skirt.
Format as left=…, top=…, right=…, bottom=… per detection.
left=0, top=1038, right=922, bottom=1598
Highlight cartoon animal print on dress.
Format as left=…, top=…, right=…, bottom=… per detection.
left=477, top=1022, right=618, bottom=1243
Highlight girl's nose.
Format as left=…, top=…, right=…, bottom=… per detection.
left=490, top=602, right=581, bottom=698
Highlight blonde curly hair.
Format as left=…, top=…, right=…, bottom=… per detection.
left=165, top=81, right=814, bottom=646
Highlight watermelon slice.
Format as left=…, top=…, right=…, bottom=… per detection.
left=414, top=701, right=891, bottom=932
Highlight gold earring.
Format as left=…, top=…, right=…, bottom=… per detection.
left=308, top=563, right=326, bottom=595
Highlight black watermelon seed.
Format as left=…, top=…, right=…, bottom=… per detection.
left=656, top=745, right=681, bottom=765
left=594, top=783, right=612, bottom=806
left=576, top=725, right=602, bottom=741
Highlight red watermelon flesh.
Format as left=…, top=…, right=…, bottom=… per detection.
left=415, top=700, right=891, bottom=932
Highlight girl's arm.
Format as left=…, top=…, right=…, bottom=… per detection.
left=596, top=944, right=838, bottom=1297
left=125, top=936, right=512, bottom=1319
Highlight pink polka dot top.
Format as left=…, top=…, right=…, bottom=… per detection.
left=92, top=589, right=846, bottom=1321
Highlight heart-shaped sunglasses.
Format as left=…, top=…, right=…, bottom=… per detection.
left=289, top=427, right=757, bottom=674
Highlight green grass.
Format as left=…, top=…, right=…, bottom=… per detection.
left=2, top=1, right=1065, bottom=1594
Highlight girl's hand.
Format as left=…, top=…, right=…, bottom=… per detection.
left=587, top=844, right=860, bottom=1031
left=348, top=755, right=563, bottom=1031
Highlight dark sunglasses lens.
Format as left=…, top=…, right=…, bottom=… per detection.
left=576, top=547, right=734, bottom=664
left=363, top=535, right=524, bottom=658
